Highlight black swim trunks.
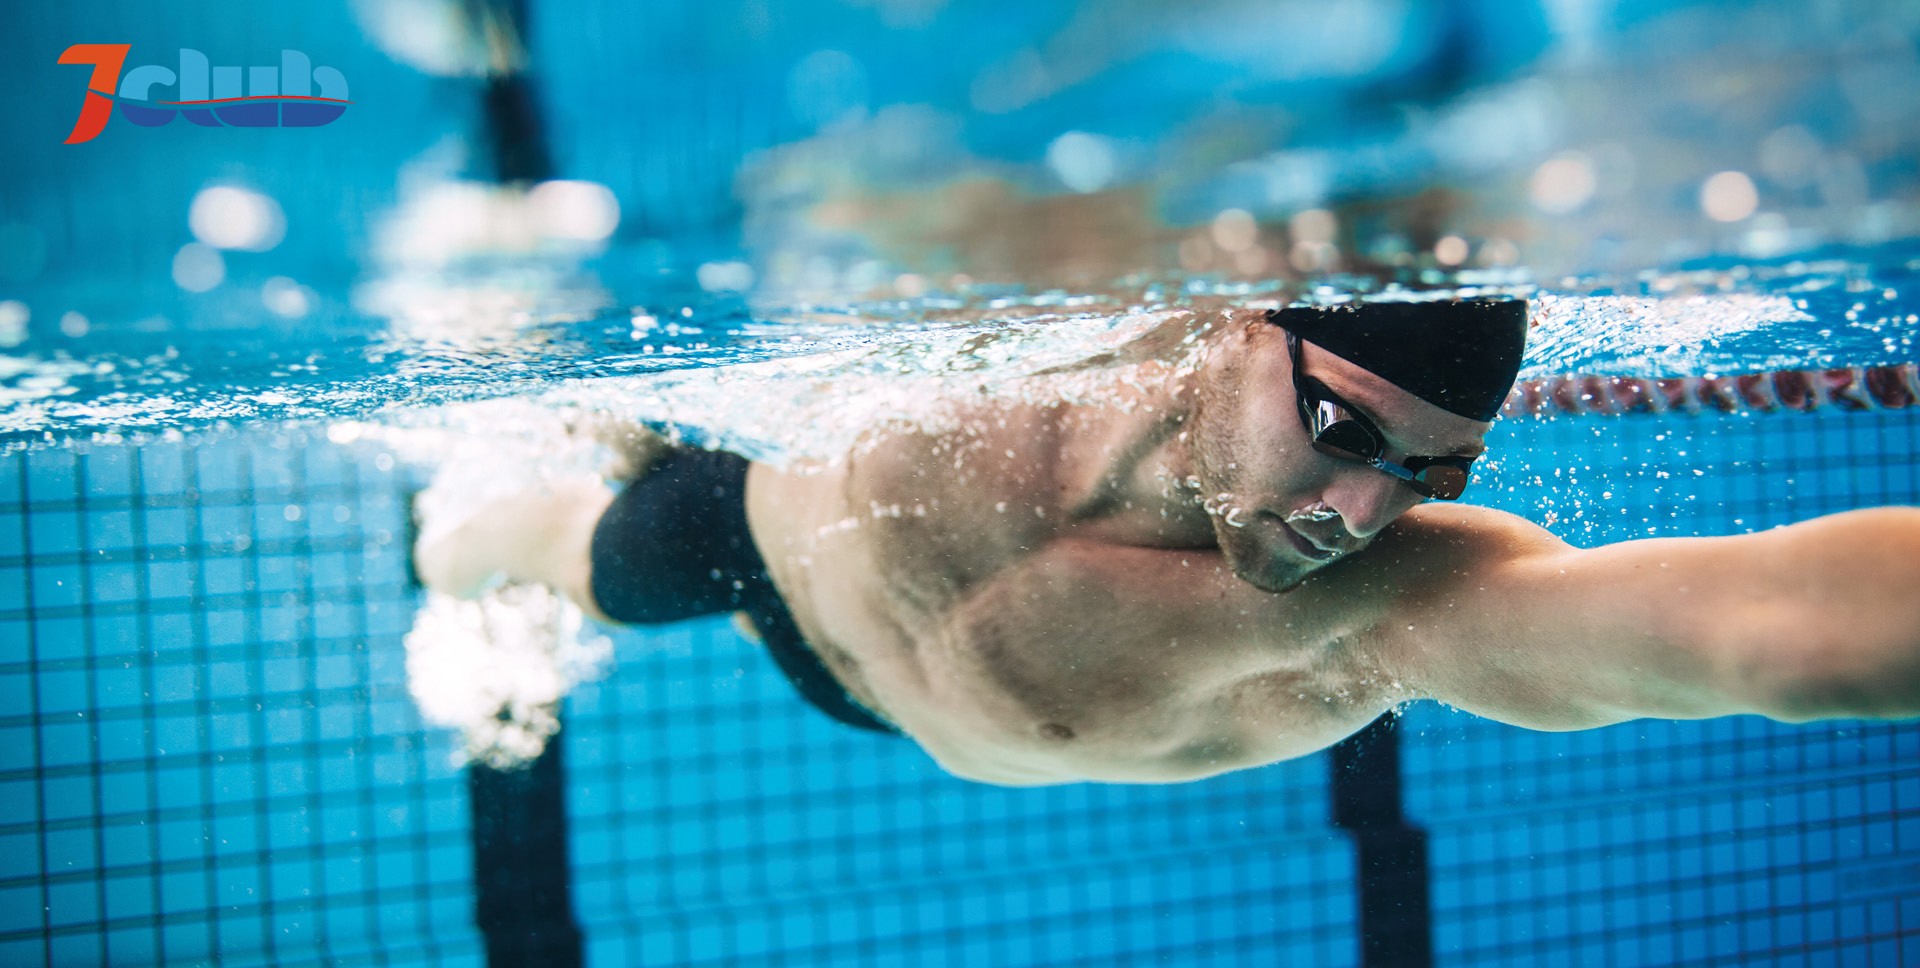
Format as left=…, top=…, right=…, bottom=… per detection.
left=587, top=447, right=900, bottom=736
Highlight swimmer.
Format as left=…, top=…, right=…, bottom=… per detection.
left=416, top=299, right=1920, bottom=785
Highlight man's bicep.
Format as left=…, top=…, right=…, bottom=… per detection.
left=1502, top=509, right=1920, bottom=725
left=1377, top=506, right=1746, bottom=730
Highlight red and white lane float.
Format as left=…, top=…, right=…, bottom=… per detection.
left=1503, top=363, right=1920, bottom=416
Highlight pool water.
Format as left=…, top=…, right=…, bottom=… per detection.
left=4, top=0, right=1920, bottom=963
left=5, top=380, right=1914, bottom=966
left=4, top=246, right=1919, bottom=457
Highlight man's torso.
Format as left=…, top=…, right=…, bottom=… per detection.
left=745, top=369, right=1404, bottom=784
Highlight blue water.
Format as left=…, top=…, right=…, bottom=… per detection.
left=4, top=243, right=1917, bottom=455
left=13, top=401, right=1916, bottom=967
left=5, top=0, right=1920, bottom=452
left=4, top=0, right=1920, bottom=965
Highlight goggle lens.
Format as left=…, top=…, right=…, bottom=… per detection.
left=1307, top=404, right=1379, bottom=462
left=1292, top=336, right=1477, bottom=501
left=1410, top=464, right=1468, bottom=500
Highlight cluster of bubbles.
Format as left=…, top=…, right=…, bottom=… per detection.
left=404, top=582, right=612, bottom=768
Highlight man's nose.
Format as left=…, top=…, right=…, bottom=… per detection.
left=1324, top=471, right=1411, bottom=539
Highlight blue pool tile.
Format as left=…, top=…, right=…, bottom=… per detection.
left=0, top=723, right=36, bottom=772
left=0, top=939, right=49, bottom=966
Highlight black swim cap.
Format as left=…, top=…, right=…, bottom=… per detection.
left=1267, top=297, right=1530, bottom=421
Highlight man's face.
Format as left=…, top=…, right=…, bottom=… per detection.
left=1186, top=320, right=1495, bottom=592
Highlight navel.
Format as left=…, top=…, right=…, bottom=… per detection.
left=1039, top=722, right=1076, bottom=741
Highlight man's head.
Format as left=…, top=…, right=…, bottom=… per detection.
left=1184, top=298, right=1529, bottom=592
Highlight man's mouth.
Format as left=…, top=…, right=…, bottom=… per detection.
left=1278, top=519, right=1339, bottom=562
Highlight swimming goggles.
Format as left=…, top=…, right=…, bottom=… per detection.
left=1288, top=332, right=1476, bottom=500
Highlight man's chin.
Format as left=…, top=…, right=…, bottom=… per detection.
left=1218, top=533, right=1318, bottom=593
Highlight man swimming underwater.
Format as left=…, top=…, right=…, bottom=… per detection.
left=416, top=299, right=1920, bottom=785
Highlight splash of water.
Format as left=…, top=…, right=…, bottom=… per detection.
left=404, top=583, right=611, bottom=769
left=6, top=251, right=1918, bottom=454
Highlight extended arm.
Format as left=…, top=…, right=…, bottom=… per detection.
left=1374, top=506, right=1920, bottom=731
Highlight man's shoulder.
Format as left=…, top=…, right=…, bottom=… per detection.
left=1334, top=504, right=1570, bottom=607
left=1385, top=503, right=1563, bottom=552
